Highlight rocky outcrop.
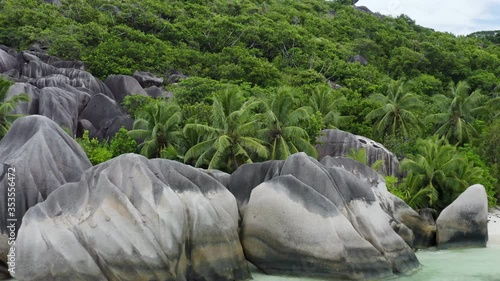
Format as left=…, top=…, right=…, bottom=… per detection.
left=21, top=60, right=113, bottom=98
left=104, top=75, right=147, bottom=104
left=13, top=154, right=250, bottom=281
left=348, top=54, right=368, bottom=66
left=316, top=129, right=400, bottom=177
left=436, top=184, right=488, bottom=249
left=0, top=116, right=91, bottom=268
left=1, top=47, right=156, bottom=140
left=231, top=153, right=419, bottom=280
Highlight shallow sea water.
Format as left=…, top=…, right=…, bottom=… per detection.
left=251, top=245, right=500, bottom=281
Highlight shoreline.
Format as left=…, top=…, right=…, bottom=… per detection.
left=487, top=206, right=500, bottom=246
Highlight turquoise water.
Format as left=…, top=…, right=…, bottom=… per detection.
left=251, top=245, right=500, bottom=281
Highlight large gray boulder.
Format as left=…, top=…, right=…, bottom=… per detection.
left=348, top=54, right=368, bottom=66
left=79, top=93, right=128, bottom=138
left=316, top=129, right=400, bottom=177
left=0, top=116, right=91, bottom=269
left=144, top=85, right=169, bottom=98
left=13, top=154, right=250, bottom=281
left=0, top=49, right=17, bottom=73
left=104, top=75, right=147, bottom=104
left=96, top=115, right=134, bottom=140
left=228, top=160, right=284, bottom=214
left=436, top=184, right=488, bottom=249
left=37, top=87, right=81, bottom=136
left=133, top=70, right=164, bottom=88
left=233, top=153, right=419, bottom=280
left=5, top=83, right=40, bottom=115
left=320, top=156, right=436, bottom=249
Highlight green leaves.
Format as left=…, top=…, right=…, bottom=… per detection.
left=399, top=136, right=496, bottom=211
left=365, top=80, right=422, bottom=139
left=76, top=131, right=113, bottom=165
left=0, top=78, right=30, bottom=139
left=128, top=99, right=183, bottom=159
left=184, top=86, right=268, bottom=172
left=426, top=81, right=487, bottom=145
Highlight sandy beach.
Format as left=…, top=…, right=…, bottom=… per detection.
left=487, top=207, right=500, bottom=246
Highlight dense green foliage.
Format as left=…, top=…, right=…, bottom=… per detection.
left=184, top=86, right=268, bottom=171
left=76, top=131, right=113, bottom=165
left=128, top=99, right=183, bottom=159
left=1, top=0, right=499, bottom=208
left=399, top=136, right=497, bottom=211
left=77, top=128, right=137, bottom=165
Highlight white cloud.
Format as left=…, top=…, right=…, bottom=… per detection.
left=356, top=0, right=500, bottom=35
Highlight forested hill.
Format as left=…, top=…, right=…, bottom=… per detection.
left=1, top=0, right=499, bottom=92
left=0, top=0, right=499, bottom=209
left=469, top=30, right=500, bottom=44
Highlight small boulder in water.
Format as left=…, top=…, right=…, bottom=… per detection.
left=436, top=184, right=488, bottom=249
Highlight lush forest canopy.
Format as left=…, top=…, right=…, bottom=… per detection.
left=0, top=0, right=499, bottom=211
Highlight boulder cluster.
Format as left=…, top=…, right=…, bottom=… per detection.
left=0, top=46, right=175, bottom=140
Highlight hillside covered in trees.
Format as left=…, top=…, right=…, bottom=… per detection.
left=0, top=0, right=499, bottom=211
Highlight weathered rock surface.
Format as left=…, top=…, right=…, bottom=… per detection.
left=231, top=153, right=419, bottom=280
left=436, top=184, right=488, bottom=249
left=0, top=116, right=91, bottom=267
left=79, top=93, right=128, bottom=138
left=5, top=83, right=40, bottom=115
left=38, top=87, right=80, bottom=136
left=320, top=156, right=436, bottom=249
left=316, top=129, right=400, bottom=177
left=166, top=70, right=188, bottom=84
left=348, top=54, right=368, bottom=66
left=21, top=60, right=113, bottom=98
left=104, top=75, right=147, bottom=104
left=133, top=70, right=164, bottom=88
left=228, top=160, right=284, bottom=213
left=96, top=115, right=134, bottom=140
left=0, top=49, right=18, bottom=73
left=144, top=85, right=169, bottom=98
left=13, top=154, right=250, bottom=281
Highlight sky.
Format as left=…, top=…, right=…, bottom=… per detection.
left=356, top=0, right=500, bottom=35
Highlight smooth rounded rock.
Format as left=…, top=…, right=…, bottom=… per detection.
left=436, top=184, right=488, bottom=249
left=104, top=75, right=147, bottom=104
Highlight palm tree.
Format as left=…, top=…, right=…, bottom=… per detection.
left=400, top=136, right=471, bottom=211
left=365, top=80, right=422, bottom=139
left=308, top=86, right=352, bottom=129
left=259, top=86, right=318, bottom=160
left=128, top=99, right=182, bottom=159
left=426, top=81, right=486, bottom=145
left=183, top=86, right=268, bottom=172
left=0, top=77, right=29, bottom=139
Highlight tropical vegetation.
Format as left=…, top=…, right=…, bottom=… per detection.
left=0, top=0, right=499, bottom=210
left=0, top=77, right=29, bottom=139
